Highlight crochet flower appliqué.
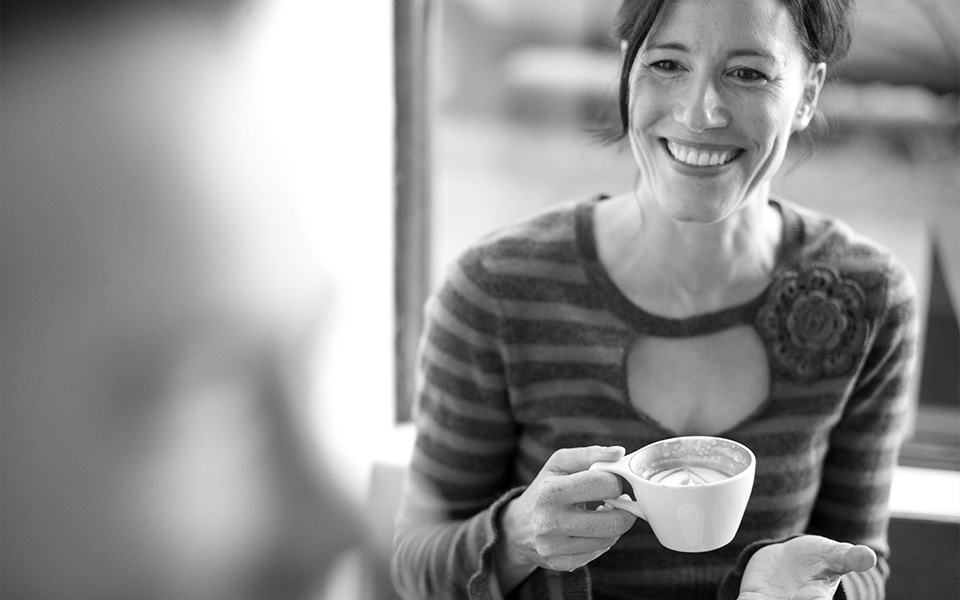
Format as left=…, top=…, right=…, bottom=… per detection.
left=756, top=264, right=869, bottom=381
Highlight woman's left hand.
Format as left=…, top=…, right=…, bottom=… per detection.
left=738, top=535, right=877, bottom=600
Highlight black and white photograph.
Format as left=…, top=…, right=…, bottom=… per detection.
left=2, top=1, right=957, bottom=599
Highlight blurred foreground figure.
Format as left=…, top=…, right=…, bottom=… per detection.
left=2, top=3, right=359, bottom=599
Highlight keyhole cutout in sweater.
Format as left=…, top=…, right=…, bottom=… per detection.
left=625, top=325, right=769, bottom=435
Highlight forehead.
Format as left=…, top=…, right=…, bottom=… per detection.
left=647, top=0, right=804, bottom=61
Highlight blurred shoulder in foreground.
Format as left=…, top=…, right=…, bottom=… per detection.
left=2, top=3, right=361, bottom=599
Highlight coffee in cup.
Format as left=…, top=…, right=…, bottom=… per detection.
left=590, top=436, right=755, bottom=552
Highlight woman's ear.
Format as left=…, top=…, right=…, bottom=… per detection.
left=793, top=62, right=827, bottom=132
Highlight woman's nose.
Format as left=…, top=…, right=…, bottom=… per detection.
left=672, top=78, right=729, bottom=132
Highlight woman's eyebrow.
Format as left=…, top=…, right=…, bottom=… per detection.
left=728, top=49, right=777, bottom=61
left=647, top=43, right=778, bottom=63
left=647, top=42, right=689, bottom=52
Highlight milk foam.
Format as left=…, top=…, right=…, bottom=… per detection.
left=648, top=465, right=729, bottom=486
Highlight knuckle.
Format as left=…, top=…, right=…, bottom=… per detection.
left=533, top=514, right=561, bottom=537
left=546, top=448, right=576, bottom=471
left=533, top=538, right=556, bottom=558
left=536, top=480, right=563, bottom=505
left=531, top=514, right=549, bottom=535
left=531, top=516, right=546, bottom=536
left=591, top=472, right=623, bottom=497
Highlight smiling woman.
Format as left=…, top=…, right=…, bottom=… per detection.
left=619, top=0, right=828, bottom=228
left=391, top=0, right=924, bottom=598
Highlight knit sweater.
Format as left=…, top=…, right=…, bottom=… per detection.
left=392, top=196, right=918, bottom=600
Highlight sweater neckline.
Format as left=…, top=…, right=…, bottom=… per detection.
left=574, top=195, right=803, bottom=337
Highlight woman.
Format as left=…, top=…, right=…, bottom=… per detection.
left=392, top=0, right=918, bottom=598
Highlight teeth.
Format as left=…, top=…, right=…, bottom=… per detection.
left=666, top=141, right=737, bottom=167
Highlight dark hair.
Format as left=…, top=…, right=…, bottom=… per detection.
left=610, top=0, right=854, bottom=141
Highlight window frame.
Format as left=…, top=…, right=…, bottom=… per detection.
left=394, top=0, right=438, bottom=422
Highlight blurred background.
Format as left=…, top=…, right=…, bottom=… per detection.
left=1, top=1, right=957, bottom=600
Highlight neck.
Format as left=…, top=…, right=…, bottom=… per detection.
left=649, top=196, right=779, bottom=284
left=598, top=190, right=781, bottom=316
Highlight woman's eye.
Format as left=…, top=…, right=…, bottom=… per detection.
left=650, top=60, right=684, bottom=73
left=730, top=67, right=768, bottom=83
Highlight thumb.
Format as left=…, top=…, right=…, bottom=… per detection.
left=822, top=543, right=877, bottom=577
left=545, top=445, right=625, bottom=475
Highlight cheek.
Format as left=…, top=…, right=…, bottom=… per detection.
left=734, top=96, right=797, bottom=150
left=745, top=84, right=804, bottom=133
left=626, top=92, right=658, bottom=164
left=628, top=74, right=672, bottom=130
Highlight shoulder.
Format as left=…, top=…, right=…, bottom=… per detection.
left=466, top=198, right=585, bottom=260
left=443, top=197, right=594, bottom=296
left=779, top=199, right=915, bottom=309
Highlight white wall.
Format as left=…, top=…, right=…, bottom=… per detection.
left=242, top=1, right=397, bottom=503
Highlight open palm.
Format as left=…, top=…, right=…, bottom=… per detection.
left=739, top=535, right=877, bottom=600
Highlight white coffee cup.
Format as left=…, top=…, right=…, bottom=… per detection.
left=589, top=436, right=755, bottom=553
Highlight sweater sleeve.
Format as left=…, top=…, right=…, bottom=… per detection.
left=391, top=251, right=523, bottom=600
left=808, top=260, right=919, bottom=599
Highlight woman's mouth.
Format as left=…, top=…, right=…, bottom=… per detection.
left=663, top=139, right=742, bottom=167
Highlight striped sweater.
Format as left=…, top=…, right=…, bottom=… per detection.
left=392, top=196, right=918, bottom=600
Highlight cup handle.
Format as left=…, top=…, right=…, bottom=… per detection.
left=601, top=496, right=646, bottom=520
left=589, top=459, right=647, bottom=520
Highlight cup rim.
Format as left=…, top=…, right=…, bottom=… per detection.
left=628, top=435, right=756, bottom=488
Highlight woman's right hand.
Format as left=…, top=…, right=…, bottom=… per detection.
left=495, top=446, right=637, bottom=588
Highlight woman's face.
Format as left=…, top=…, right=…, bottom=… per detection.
left=628, top=0, right=825, bottom=223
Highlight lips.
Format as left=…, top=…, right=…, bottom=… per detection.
left=664, top=139, right=742, bottom=167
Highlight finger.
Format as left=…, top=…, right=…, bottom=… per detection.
left=559, top=535, right=619, bottom=555
left=602, top=495, right=644, bottom=518
left=545, top=446, right=625, bottom=475
left=552, top=469, right=624, bottom=503
left=820, top=543, right=877, bottom=577
left=841, top=544, right=877, bottom=573
left=544, top=547, right=612, bottom=573
left=561, top=509, right=636, bottom=538
left=534, top=529, right=617, bottom=558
